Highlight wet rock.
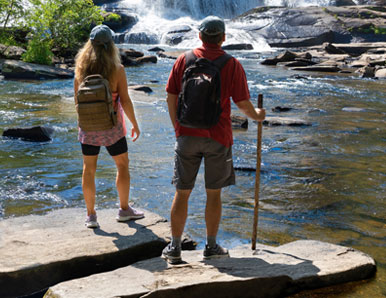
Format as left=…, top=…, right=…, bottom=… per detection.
left=136, top=55, right=157, bottom=64
left=158, top=50, right=185, bottom=60
left=128, top=85, right=153, bottom=93
left=120, top=48, right=144, bottom=58
left=231, top=115, right=248, bottom=129
left=262, top=51, right=312, bottom=65
left=222, top=43, right=254, bottom=50
left=0, top=208, right=195, bottom=298
left=361, top=66, right=376, bottom=78
left=272, top=106, right=292, bottom=113
left=0, top=44, right=26, bottom=60
left=290, top=65, right=341, bottom=72
left=102, top=11, right=137, bottom=32
left=46, top=240, right=376, bottom=298
left=2, top=126, right=53, bottom=142
left=263, top=117, right=312, bottom=127
left=2, top=60, right=74, bottom=80
left=148, top=47, right=165, bottom=52
left=323, top=42, right=347, bottom=54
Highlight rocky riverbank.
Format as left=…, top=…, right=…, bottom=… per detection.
left=0, top=5, right=385, bottom=80
left=0, top=208, right=377, bottom=298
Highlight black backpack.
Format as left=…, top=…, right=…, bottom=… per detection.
left=177, top=50, right=232, bottom=129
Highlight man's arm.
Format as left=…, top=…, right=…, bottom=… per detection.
left=166, top=93, right=178, bottom=129
left=235, top=99, right=265, bottom=122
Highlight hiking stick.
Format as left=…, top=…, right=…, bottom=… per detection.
left=252, top=94, right=263, bottom=250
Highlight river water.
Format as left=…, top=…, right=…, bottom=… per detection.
left=0, top=46, right=385, bottom=297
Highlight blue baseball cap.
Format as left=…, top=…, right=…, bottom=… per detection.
left=90, top=25, right=114, bottom=48
left=199, top=16, right=225, bottom=36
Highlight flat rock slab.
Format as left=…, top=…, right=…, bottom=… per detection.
left=263, top=116, right=312, bottom=127
left=45, top=240, right=376, bottom=298
left=0, top=208, right=187, bottom=298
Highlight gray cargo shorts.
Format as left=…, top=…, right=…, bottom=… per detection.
left=172, top=136, right=236, bottom=190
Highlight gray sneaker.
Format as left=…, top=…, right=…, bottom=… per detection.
left=162, top=243, right=182, bottom=264
left=203, top=244, right=229, bottom=260
left=116, top=207, right=144, bottom=222
left=85, top=214, right=99, bottom=229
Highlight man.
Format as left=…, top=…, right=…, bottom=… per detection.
left=163, top=16, right=265, bottom=264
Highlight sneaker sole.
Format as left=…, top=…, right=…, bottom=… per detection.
left=85, top=222, right=99, bottom=228
left=162, top=254, right=182, bottom=264
left=203, top=254, right=230, bottom=260
left=116, top=214, right=144, bottom=222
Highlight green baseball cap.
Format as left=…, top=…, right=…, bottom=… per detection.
left=199, top=16, right=225, bottom=36
left=90, top=25, right=114, bottom=48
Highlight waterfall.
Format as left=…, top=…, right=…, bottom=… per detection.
left=103, top=0, right=370, bottom=49
left=112, top=0, right=338, bottom=19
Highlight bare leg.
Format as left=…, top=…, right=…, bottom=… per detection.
left=205, top=188, right=222, bottom=237
left=171, top=189, right=192, bottom=237
left=111, top=152, right=130, bottom=210
left=82, top=155, right=98, bottom=216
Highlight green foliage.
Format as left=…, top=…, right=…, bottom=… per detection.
left=0, top=0, right=26, bottom=45
left=25, top=0, right=103, bottom=60
left=22, top=38, right=53, bottom=65
left=105, top=13, right=121, bottom=23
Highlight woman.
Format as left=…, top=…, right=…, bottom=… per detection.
left=74, top=24, right=144, bottom=228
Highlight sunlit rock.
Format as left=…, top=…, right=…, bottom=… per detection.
left=45, top=240, right=376, bottom=298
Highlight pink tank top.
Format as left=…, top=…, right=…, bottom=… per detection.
left=78, top=92, right=127, bottom=146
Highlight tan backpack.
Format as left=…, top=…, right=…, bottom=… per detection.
left=76, top=74, right=117, bottom=131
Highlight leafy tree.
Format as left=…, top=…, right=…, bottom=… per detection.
left=24, top=0, right=103, bottom=64
left=0, top=0, right=25, bottom=45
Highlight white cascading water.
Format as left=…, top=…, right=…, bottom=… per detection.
left=101, top=0, right=359, bottom=50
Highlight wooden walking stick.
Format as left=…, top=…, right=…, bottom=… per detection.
left=252, top=94, right=263, bottom=250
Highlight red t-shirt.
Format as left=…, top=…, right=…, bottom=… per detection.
left=166, top=43, right=250, bottom=147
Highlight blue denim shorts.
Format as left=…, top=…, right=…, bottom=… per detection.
left=172, top=136, right=235, bottom=190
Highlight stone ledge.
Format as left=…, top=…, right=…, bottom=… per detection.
left=0, top=208, right=193, bottom=298
left=45, top=240, right=376, bottom=298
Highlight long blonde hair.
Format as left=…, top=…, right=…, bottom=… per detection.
left=75, top=39, right=121, bottom=83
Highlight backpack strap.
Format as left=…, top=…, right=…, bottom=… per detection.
left=184, top=50, right=197, bottom=68
left=212, top=53, right=232, bottom=70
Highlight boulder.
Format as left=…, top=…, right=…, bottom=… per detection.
left=323, top=42, right=347, bottom=54
left=2, top=126, right=53, bottom=142
left=375, top=68, right=386, bottom=78
left=361, top=66, right=376, bottom=78
left=262, top=51, right=312, bottom=65
left=102, top=11, right=137, bottom=32
left=158, top=51, right=185, bottom=60
left=231, top=115, right=248, bottom=129
left=222, top=43, right=253, bottom=50
left=120, top=48, right=144, bottom=58
left=136, top=55, right=157, bottom=64
left=45, top=240, right=376, bottom=298
left=0, top=44, right=26, bottom=60
left=128, top=85, right=153, bottom=93
left=272, top=106, right=292, bottom=113
left=2, top=60, right=74, bottom=80
left=148, top=47, right=165, bottom=52
left=236, top=6, right=386, bottom=48
left=0, top=208, right=195, bottom=298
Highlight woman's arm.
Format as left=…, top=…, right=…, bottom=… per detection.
left=117, top=65, right=140, bottom=142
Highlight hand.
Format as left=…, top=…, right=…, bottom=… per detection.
left=255, top=108, right=266, bottom=122
left=131, top=126, right=140, bottom=142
